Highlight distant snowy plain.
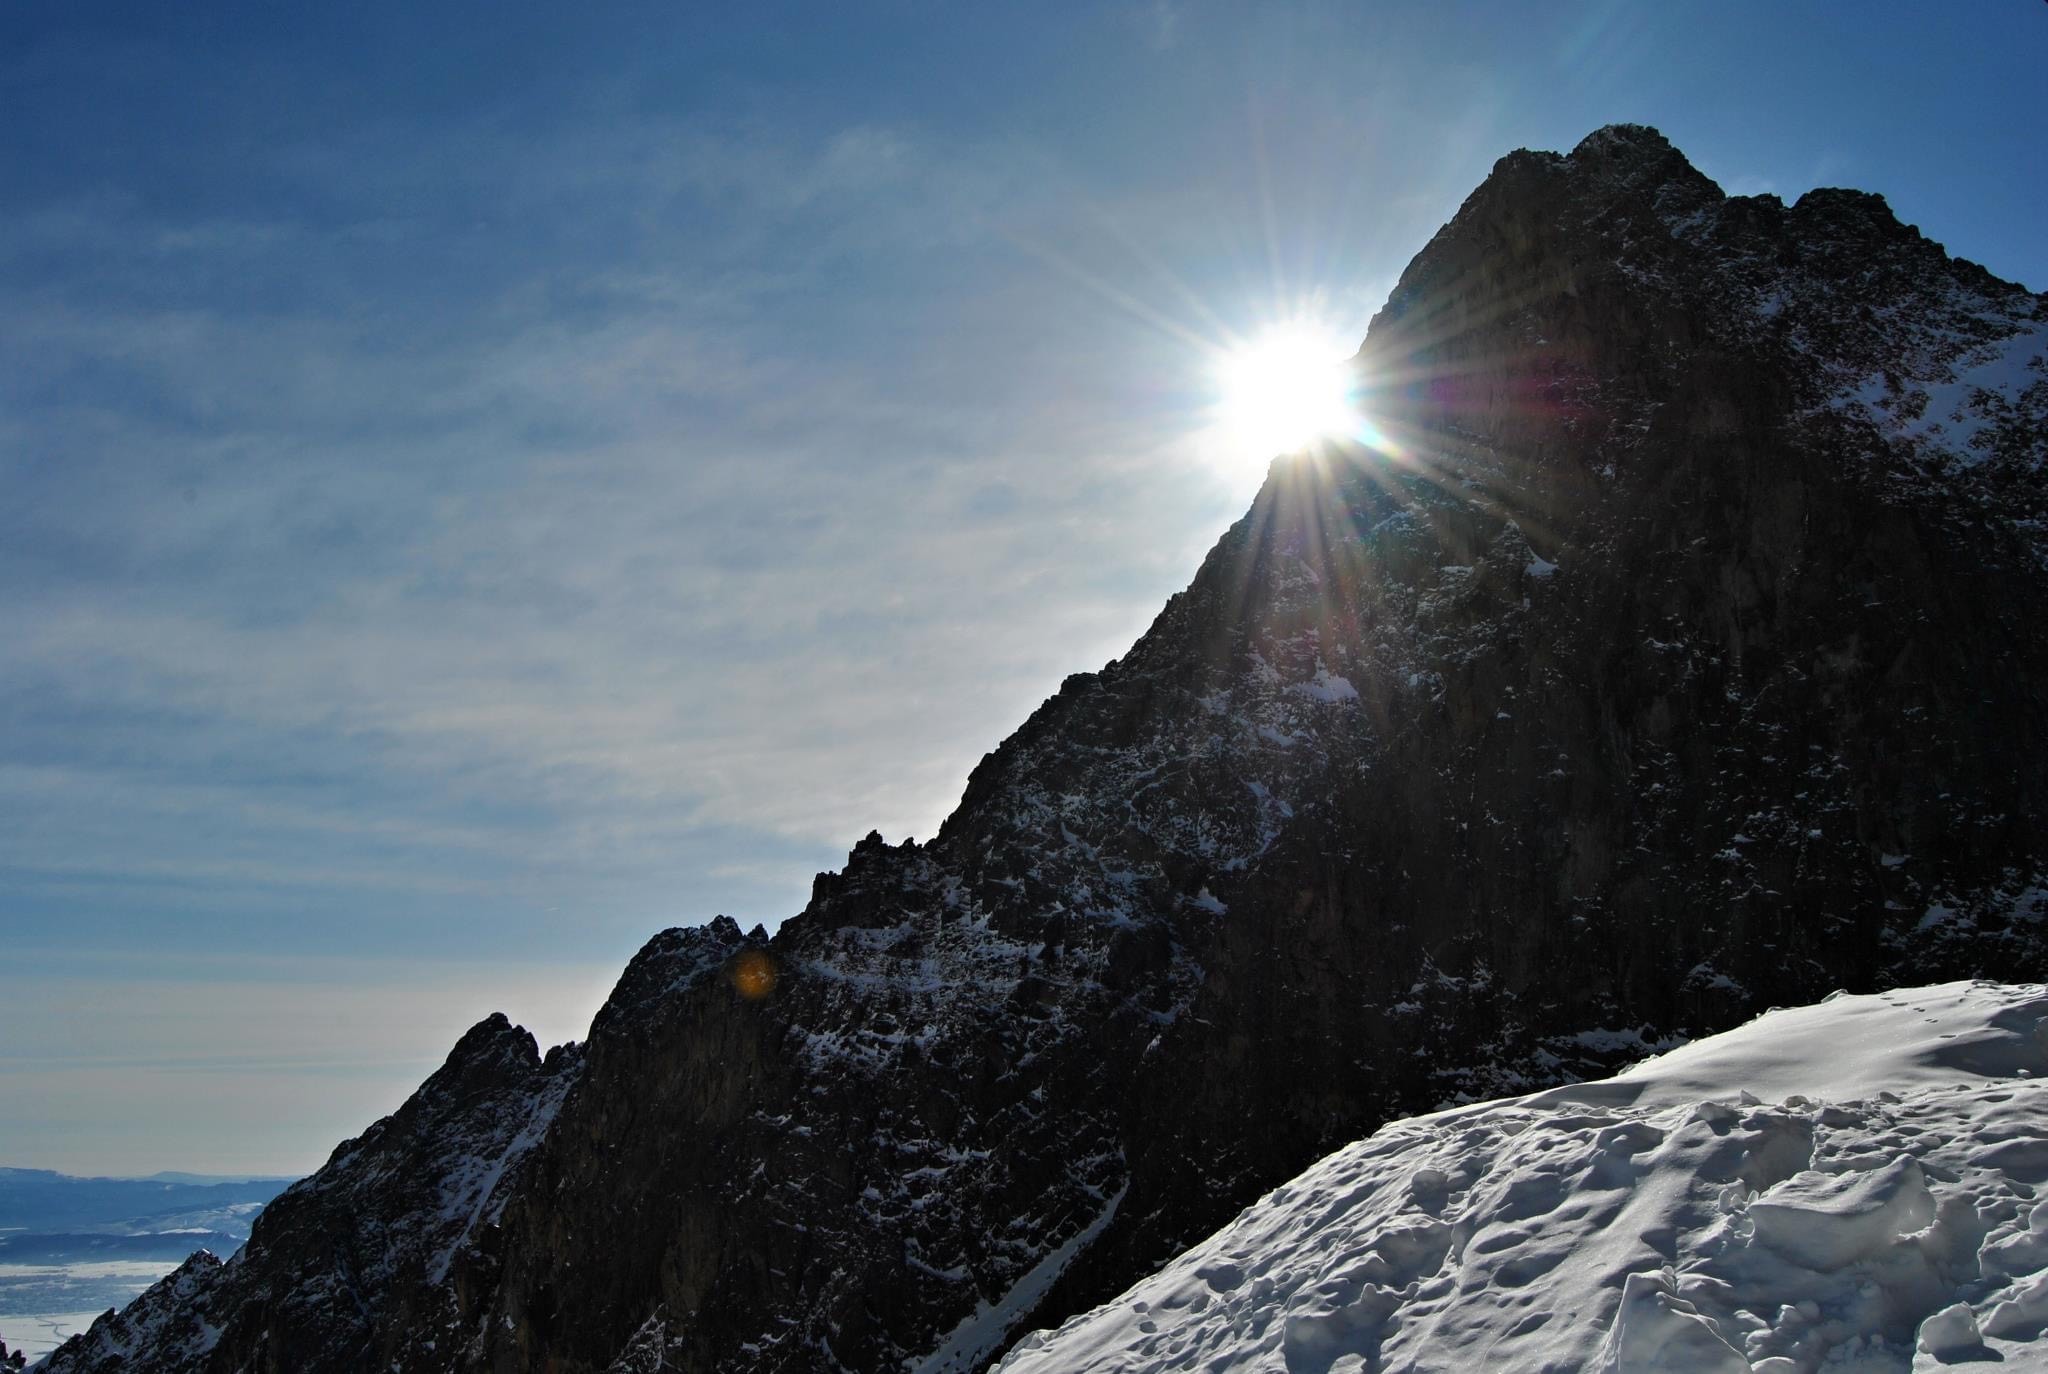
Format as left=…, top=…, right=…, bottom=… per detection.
left=3, top=1303, right=131, bottom=1365
left=998, top=981, right=2048, bottom=1373
left=1, top=1256, right=177, bottom=1364
left=0, top=1174, right=285, bottom=1363
left=3, top=1256, right=199, bottom=1361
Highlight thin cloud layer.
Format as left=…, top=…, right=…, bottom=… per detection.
left=5, top=1, right=2041, bottom=1172
left=1, top=100, right=1266, bottom=977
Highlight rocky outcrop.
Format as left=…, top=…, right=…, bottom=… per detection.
left=44, top=1015, right=579, bottom=1372
left=45, top=125, right=2048, bottom=1373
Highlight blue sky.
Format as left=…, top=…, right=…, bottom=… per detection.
left=4, top=2, right=2043, bottom=1175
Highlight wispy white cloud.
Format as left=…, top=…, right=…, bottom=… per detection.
left=2, top=0, right=2041, bottom=1185
left=0, top=105, right=1263, bottom=992
left=1130, top=0, right=1183, bottom=53
left=0, top=8, right=1604, bottom=1173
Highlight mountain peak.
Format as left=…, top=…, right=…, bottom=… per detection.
left=433, top=1011, right=540, bottom=1087
left=43, top=127, right=2048, bottom=1374
left=1569, top=120, right=1679, bottom=160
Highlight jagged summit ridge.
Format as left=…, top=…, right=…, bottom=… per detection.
left=1370, top=122, right=2044, bottom=497
left=43, top=127, right=2048, bottom=1374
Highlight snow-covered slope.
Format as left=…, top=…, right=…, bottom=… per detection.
left=998, top=981, right=2048, bottom=1373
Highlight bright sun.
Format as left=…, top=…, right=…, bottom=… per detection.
left=1216, top=323, right=1359, bottom=459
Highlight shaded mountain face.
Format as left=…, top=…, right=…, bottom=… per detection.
left=46, top=125, right=2048, bottom=1374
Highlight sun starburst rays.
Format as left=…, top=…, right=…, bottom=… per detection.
left=1212, top=321, right=1362, bottom=462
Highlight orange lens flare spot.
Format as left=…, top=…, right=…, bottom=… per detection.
left=728, top=949, right=779, bottom=1001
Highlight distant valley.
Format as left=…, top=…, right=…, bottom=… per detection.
left=0, top=1168, right=294, bottom=1361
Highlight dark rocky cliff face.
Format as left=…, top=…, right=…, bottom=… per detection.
left=46, top=125, right=2048, bottom=1374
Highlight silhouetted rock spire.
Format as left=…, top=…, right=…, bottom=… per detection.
left=45, top=124, right=2048, bottom=1374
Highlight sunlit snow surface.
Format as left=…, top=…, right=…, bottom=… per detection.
left=3, top=1310, right=110, bottom=1364
left=997, top=982, right=2048, bottom=1373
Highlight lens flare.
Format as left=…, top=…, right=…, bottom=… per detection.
left=729, top=949, right=778, bottom=1001
left=1215, top=323, right=1359, bottom=458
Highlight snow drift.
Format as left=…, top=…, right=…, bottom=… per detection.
left=996, top=981, right=2048, bottom=1372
